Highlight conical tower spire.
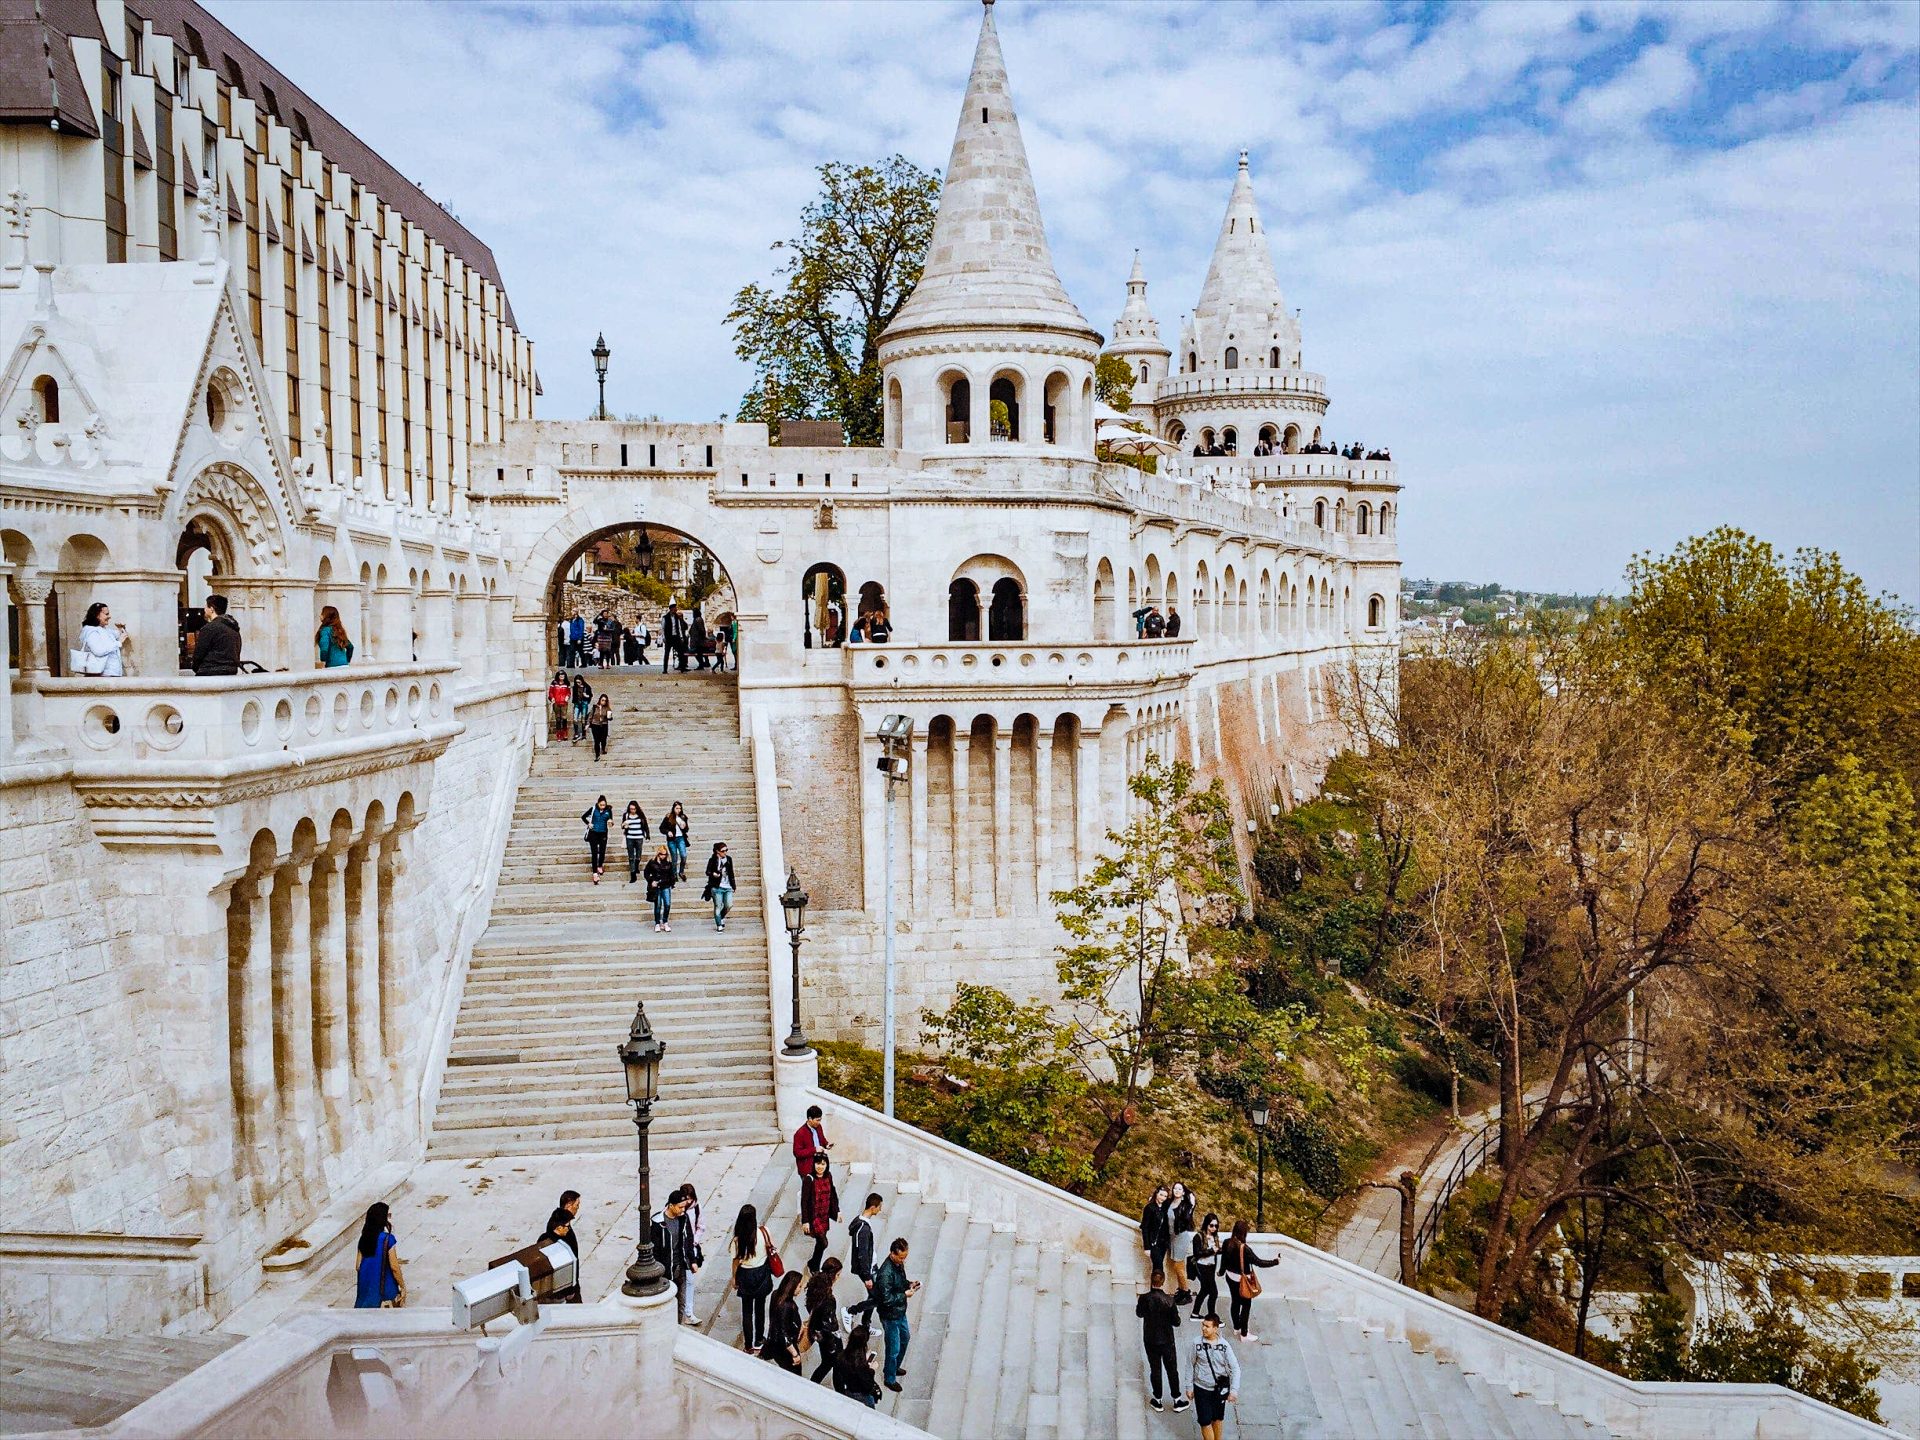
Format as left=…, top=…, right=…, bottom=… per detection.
left=1111, top=249, right=1161, bottom=344
left=1194, top=149, right=1287, bottom=324
left=882, top=0, right=1096, bottom=343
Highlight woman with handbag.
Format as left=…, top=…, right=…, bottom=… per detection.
left=729, top=1203, right=779, bottom=1353
left=1219, top=1219, right=1277, bottom=1343
left=645, top=846, right=678, bottom=932
left=760, top=1270, right=806, bottom=1373
left=353, top=1202, right=406, bottom=1309
left=76, top=602, right=128, bottom=677
left=1185, top=1314, right=1241, bottom=1440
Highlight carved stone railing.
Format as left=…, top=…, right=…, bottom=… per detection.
left=844, top=640, right=1194, bottom=695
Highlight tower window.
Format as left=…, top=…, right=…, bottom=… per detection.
left=1224, top=347, right=1238, bottom=370
left=982, top=108, right=988, bottom=123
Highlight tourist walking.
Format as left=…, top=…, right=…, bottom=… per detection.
left=622, top=802, right=651, bottom=883
left=661, top=602, right=688, bottom=674
left=644, top=846, right=677, bottom=930
left=865, top=606, right=892, bottom=644
left=588, top=692, right=612, bottom=761
left=704, top=842, right=736, bottom=931
left=799, top=1152, right=840, bottom=1274
left=191, top=594, right=242, bottom=675
left=76, top=602, right=128, bottom=676
left=873, top=1237, right=918, bottom=1392
left=553, top=1189, right=584, bottom=1261
left=651, top=1189, right=698, bottom=1324
left=760, top=1270, right=805, bottom=1373
left=848, top=1190, right=883, bottom=1322
left=1140, top=1183, right=1172, bottom=1275
left=537, top=1206, right=584, bottom=1302
left=689, top=606, right=709, bottom=671
left=621, top=623, right=641, bottom=666
left=833, top=1322, right=882, bottom=1407
left=1220, top=1220, right=1278, bottom=1343
left=1136, top=1268, right=1187, bottom=1413
left=632, top=617, right=651, bottom=666
left=729, top=1204, right=777, bottom=1353
left=315, top=605, right=354, bottom=668
left=582, top=795, right=613, bottom=883
left=805, top=1259, right=845, bottom=1383
left=1167, top=1181, right=1196, bottom=1304
left=1186, top=1315, right=1241, bottom=1440
left=669, top=1183, right=705, bottom=1323
left=353, top=1202, right=405, bottom=1309
left=793, top=1103, right=830, bottom=1176
left=548, top=671, right=572, bottom=740
left=568, top=612, right=586, bottom=670
left=1189, top=1213, right=1223, bottom=1321
left=569, top=674, right=593, bottom=744
left=662, top=802, right=691, bottom=879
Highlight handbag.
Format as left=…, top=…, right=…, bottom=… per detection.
left=70, top=646, right=105, bottom=676
left=1236, top=1269, right=1262, bottom=1300
left=764, top=1226, right=784, bottom=1278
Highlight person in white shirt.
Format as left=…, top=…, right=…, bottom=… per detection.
left=1186, top=1315, right=1241, bottom=1440
left=78, top=602, right=127, bottom=677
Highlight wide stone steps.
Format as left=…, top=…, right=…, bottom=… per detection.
left=680, top=1149, right=1614, bottom=1440
left=0, top=1335, right=244, bottom=1432
left=430, top=671, right=780, bottom=1157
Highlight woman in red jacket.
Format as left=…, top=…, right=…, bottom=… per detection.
left=547, top=672, right=571, bottom=740
left=799, top=1152, right=840, bottom=1275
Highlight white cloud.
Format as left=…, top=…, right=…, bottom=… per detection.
left=205, top=0, right=1919, bottom=602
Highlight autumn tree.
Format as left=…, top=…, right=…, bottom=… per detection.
left=728, top=157, right=941, bottom=446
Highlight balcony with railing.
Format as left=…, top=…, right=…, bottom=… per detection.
left=1152, top=370, right=1329, bottom=404
left=844, top=640, right=1195, bottom=695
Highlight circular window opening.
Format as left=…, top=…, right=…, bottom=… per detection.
left=384, top=687, right=401, bottom=724
left=304, top=693, right=324, bottom=735
left=990, top=654, right=1004, bottom=668
left=359, top=690, right=376, bottom=729
left=81, top=705, right=120, bottom=748
left=144, top=704, right=187, bottom=750
left=406, top=684, right=422, bottom=720
left=332, top=691, right=350, bottom=731
left=241, top=699, right=263, bottom=744
left=204, top=367, right=246, bottom=445
left=273, top=697, right=294, bottom=740
left=428, top=682, right=443, bottom=716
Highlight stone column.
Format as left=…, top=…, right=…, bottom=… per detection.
left=969, top=374, right=988, bottom=446
left=13, top=574, right=52, bottom=681
left=1077, top=728, right=1101, bottom=879
left=0, top=563, right=17, bottom=757
left=374, top=582, right=413, bottom=663
left=236, top=873, right=281, bottom=1189
left=377, top=836, right=408, bottom=1097
left=456, top=587, right=489, bottom=682
left=992, top=730, right=1013, bottom=917
left=347, top=835, right=383, bottom=1092
left=275, top=861, right=323, bottom=1183
left=909, top=731, right=929, bottom=917
left=1033, top=720, right=1054, bottom=907
left=416, top=582, right=455, bottom=663
left=951, top=729, right=972, bottom=915
left=486, top=585, right=515, bottom=677
left=312, top=848, right=352, bottom=1147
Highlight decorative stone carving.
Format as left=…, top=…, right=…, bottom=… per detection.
left=181, top=462, right=288, bottom=568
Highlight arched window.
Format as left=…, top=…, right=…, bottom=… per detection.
left=1314, top=499, right=1326, bottom=528
left=948, top=578, right=981, bottom=642
left=1199, top=427, right=1216, bottom=452
left=989, top=373, right=1021, bottom=441
left=1334, top=499, right=1346, bottom=533
left=1187, top=351, right=1197, bottom=373
left=1357, top=502, right=1371, bottom=535
left=943, top=373, right=971, bottom=444
left=1221, top=427, right=1237, bottom=455
left=1379, top=502, right=1393, bottom=535
left=886, top=378, right=903, bottom=448
left=1136, top=361, right=1149, bottom=383
left=31, top=375, right=59, bottom=424
left=1166, top=420, right=1186, bottom=446
left=1258, top=424, right=1278, bottom=453
left=802, top=562, right=847, bottom=648
left=1282, top=423, right=1300, bottom=454
left=1368, top=594, right=1385, bottom=628
left=988, top=577, right=1024, bottom=641
left=856, top=581, right=888, bottom=642
left=1043, top=371, right=1070, bottom=445
left=1224, top=346, right=1239, bottom=370
left=1269, top=346, right=1280, bottom=368
left=1094, top=558, right=1116, bottom=640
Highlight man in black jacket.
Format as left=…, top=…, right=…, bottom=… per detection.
left=660, top=603, right=689, bottom=675
left=191, top=594, right=242, bottom=675
left=1164, top=604, right=1182, bottom=638
left=650, top=1188, right=699, bottom=1324
left=846, top=1191, right=883, bottom=1321
left=1136, top=1269, right=1187, bottom=1412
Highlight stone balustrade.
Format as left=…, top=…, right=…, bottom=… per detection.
left=1163, top=453, right=1399, bottom=487
left=39, top=662, right=462, bottom=780
left=845, top=639, right=1194, bottom=694
left=1152, top=369, right=1329, bottom=402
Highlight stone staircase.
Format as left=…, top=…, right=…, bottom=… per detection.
left=429, top=671, right=780, bottom=1157
left=0, top=1335, right=241, bottom=1432
left=694, top=1148, right=1611, bottom=1440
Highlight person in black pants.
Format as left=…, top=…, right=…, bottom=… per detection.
left=660, top=603, right=689, bottom=674
left=1140, top=1183, right=1172, bottom=1276
left=1220, top=1220, right=1279, bottom=1343
left=1189, top=1212, right=1223, bottom=1321
left=581, top=796, right=613, bottom=884
left=847, top=1191, right=882, bottom=1322
left=729, top=1204, right=774, bottom=1352
left=760, top=1271, right=805, bottom=1373
left=805, top=1259, right=845, bottom=1383
left=1135, top=1269, right=1187, bottom=1413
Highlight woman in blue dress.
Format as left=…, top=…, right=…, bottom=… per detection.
left=354, top=1202, right=406, bottom=1308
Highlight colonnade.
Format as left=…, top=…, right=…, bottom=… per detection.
left=225, top=811, right=414, bottom=1202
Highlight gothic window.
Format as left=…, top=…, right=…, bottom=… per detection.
left=1269, top=346, right=1280, bottom=368
left=1314, top=499, right=1326, bottom=528
left=31, top=375, right=58, bottom=423
left=1368, top=594, right=1385, bottom=628
left=988, top=577, right=1024, bottom=641
left=1224, top=346, right=1239, bottom=370
left=948, top=578, right=980, bottom=642
left=1137, top=362, right=1149, bottom=383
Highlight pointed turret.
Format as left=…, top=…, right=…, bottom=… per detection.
left=1106, top=249, right=1171, bottom=389
left=1178, top=150, right=1301, bottom=375
left=881, top=0, right=1096, bottom=344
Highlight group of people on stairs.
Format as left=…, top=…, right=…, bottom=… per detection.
left=575, top=795, right=735, bottom=931
left=1140, top=1180, right=1274, bottom=1433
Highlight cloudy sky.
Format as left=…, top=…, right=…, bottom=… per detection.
left=207, top=0, right=1920, bottom=602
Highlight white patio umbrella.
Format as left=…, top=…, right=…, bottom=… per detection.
left=1096, top=420, right=1180, bottom=456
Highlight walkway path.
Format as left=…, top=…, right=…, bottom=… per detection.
left=430, top=668, right=780, bottom=1156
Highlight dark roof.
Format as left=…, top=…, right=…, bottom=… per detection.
left=0, top=0, right=103, bottom=137
left=0, top=0, right=520, bottom=330
left=774, top=419, right=846, bottom=448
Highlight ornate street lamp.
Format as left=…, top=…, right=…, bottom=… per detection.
left=618, top=1001, right=669, bottom=1297
left=780, top=868, right=811, bottom=1055
left=592, top=332, right=611, bottom=421
left=1252, top=1099, right=1271, bottom=1231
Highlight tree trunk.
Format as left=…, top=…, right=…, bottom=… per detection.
left=1395, top=1170, right=1419, bottom=1287
left=1077, top=1110, right=1134, bottom=1193
left=1498, top=1023, right=1524, bottom=1170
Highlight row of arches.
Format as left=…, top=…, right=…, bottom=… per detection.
left=1183, top=345, right=1301, bottom=373
left=902, top=364, right=1092, bottom=448
left=1307, top=498, right=1395, bottom=536
left=1128, top=551, right=1392, bottom=641
left=1168, top=421, right=1321, bottom=456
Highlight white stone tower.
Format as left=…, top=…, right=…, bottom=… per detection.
left=1106, top=250, right=1172, bottom=394
left=879, top=0, right=1103, bottom=456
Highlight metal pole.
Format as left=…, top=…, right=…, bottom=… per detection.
left=883, top=762, right=897, bottom=1118
left=597, top=376, right=607, bottom=422
left=1255, top=1128, right=1266, bottom=1231
left=623, top=1100, right=667, bottom=1295
left=782, top=927, right=809, bottom=1054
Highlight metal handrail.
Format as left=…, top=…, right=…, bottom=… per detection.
left=1411, top=1096, right=1544, bottom=1273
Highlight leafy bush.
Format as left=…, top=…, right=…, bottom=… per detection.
left=1623, top=1294, right=1882, bottom=1423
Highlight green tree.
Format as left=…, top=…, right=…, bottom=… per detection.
left=1623, top=1294, right=1882, bottom=1422
left=1094, top=353, right=1135, bottom=412
left=613, top=569, right=672, bottom=607
left=728, top=156, right=941, bottom=447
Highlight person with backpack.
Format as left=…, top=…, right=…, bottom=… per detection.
left=582, top=795, right=613, bottom=884
left=1186, top=1314, right=1241, bottom=1440
left=799, top=1152, right=840, bottom=1275
left=729, top=1203, right=778, bottom=1353
left=1220, top=1219, right=1278, bottom=1343
left=622, top=802, right=651, bottom=884
left=1136, top=1268, right=1186, bottom=1413
left=650, top=1189, right=698, bottom=1324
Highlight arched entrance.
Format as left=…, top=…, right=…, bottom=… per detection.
left=802, top=563, right=847, bottom=648
left=544, top=522, right=736, bottom=672
left=176, top=518, right=235, bottom=670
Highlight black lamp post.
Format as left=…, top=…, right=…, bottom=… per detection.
left=780, top=868, right=811, bottom=1055
left=592, top=332, right=611, bottom=421
left=1252, top=1099, right=1271, bottom=1231
left=618, top=1001, right=669, bottom=1297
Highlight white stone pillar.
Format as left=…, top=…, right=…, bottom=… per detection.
left=276, top=861, right=323, bottom=1179
left=456, top=587, right=489, bottom=681
left=312, top=849, right=352, bottom=1147
left=237, top=873, right=280, bottom=1188
left=377, top=836, right=407, bottom=1094
left=1033, top=720, right=1054, bottom=907
left=417, top=582, right=455, bottom=663
left=348, top=836, right=382, bottom=1091
left=1077, top=728, right=1101, bottom=878
left=909, top=730, right=928, bottom=917
left=0, top=563, right=17, bottom=757
left=952, top=729, right=972, bottom=914
left=992, top=730, right=1012, bottom=916
left=374, top=582, right=413, bottom=663
left=486, top=585, right=515, bottom=677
